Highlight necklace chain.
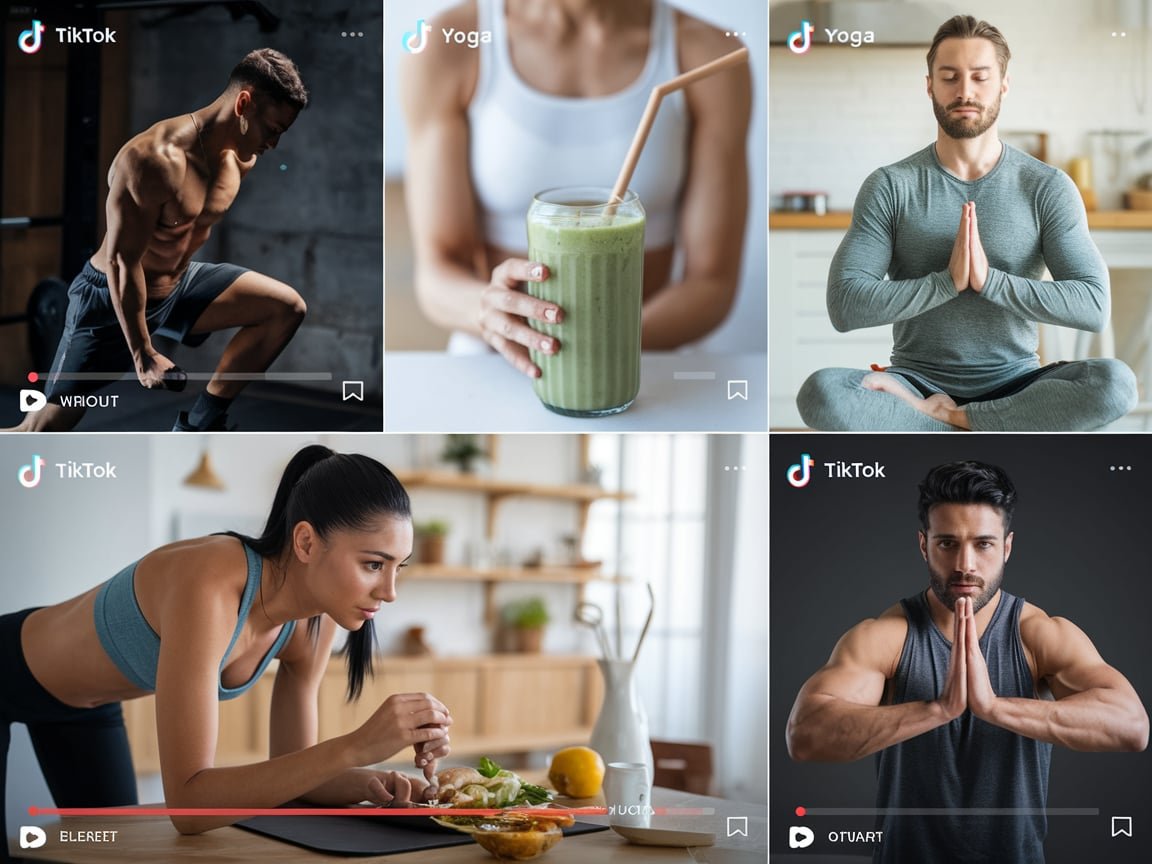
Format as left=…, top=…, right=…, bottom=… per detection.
left=189, top=112, right=209, bottom=167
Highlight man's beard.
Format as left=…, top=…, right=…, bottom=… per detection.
left=932, top=93, right=1001, bottom=140
left=928, top=560, right=1004, bottom=613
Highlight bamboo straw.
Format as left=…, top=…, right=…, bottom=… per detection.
left=609, top=46, right=750, bottom=207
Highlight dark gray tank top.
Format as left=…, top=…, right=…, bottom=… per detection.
left=873, top=590, right=1052, bottom=864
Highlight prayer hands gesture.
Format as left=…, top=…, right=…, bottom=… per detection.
left=949, top=202, right=989, bottom=294
left=937, top=596, right=997, bottom=721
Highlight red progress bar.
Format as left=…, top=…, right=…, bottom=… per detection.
left=30, top=806, right=714, bottom=818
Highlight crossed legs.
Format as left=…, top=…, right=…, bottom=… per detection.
left=797, top=359, right=1138, bottom=431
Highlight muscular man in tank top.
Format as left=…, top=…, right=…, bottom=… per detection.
left=787, top=461, right=1148, bottom=863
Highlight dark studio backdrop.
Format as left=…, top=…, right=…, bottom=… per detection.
left=128, top=0, right=383, bottom=394
left=769, top=434, right=1151, bottom=864
left=1, top=1, right=382, bottom=403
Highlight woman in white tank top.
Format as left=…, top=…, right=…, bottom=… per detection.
left=400, top=0, right=751, bottom=376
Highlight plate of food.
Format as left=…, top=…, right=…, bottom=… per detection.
left=426, top=757, right=585, bottom=859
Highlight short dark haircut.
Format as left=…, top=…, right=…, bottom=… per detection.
left=229, top=48, right=309, bottom=110
left=927, top=15, right=1011, bottom=78
left=917, top=460, right=1017, bottom=532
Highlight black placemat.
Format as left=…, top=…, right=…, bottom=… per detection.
left=236, top=813, right=608, bottom=857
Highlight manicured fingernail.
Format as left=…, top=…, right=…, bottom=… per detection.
left=544, top=308, right=557, bottom=322
left=530, top=265, right=543, bottom=279
left=540, top=338, right=553, bottom=351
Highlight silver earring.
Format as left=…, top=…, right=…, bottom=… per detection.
left=239, top=116, right=249, bottom=135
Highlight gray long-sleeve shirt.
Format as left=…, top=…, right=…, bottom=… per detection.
left=827, top=143, right=1109, bottom=396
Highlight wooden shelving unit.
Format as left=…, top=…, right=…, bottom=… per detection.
left=403, top=564, right=621, bottom=623
left=398, top=463, right=633, bottom=621
left=396, top=469, right=630, bottom=539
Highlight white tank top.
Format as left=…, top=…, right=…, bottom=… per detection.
left=467, top=0, right=689, bottom=252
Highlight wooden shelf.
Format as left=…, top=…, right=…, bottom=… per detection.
left=769, top=211, right=852, bottom=229
left=396, top=470, right=630, bottom=503
left=399, top=463, right=632, bottom=622
left=403, top=564, right=616, bottom=584
left=403, top=565, right=620, bottom=623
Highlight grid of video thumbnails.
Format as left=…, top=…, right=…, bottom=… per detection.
left=771, top=435, right=1150, bottom=864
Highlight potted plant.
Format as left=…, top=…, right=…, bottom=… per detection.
left=441, top=434, right=488, bottom=474
left=415, top=520, right=449, bottom=565
left=503, top=597, right=550, bottom=653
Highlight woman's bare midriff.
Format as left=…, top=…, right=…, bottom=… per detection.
left=20, top=588, right=148, bottom=709
left=484, top=243, right=674, bottom=302
left=19, top=538, right=287, bottom=709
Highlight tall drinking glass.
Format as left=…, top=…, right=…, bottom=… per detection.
left=526, top=187, right=645, bottom=417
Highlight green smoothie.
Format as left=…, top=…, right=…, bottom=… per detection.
left=526, top=188, right=645, bottom=417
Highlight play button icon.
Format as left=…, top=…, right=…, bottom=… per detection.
left=20, top=825, right=47, bottom=848
left=20, top=389, right=47, bottom=412
left=789, top=825, right=814, bottom=848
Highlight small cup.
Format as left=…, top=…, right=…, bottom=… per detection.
left=604, top=762, right=653, bottom=828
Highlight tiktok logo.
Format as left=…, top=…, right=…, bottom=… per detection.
left=787, top=453, right=815, bottom=488
left=788, top=20, right=814, bottom=55
left=18, top=455, right=46, bottom=489
left=402, top=18, right=432, bottom=54
left=18, top=20, right=46, bottom=54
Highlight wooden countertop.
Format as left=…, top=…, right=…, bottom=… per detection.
left=770, top=210, right=1152, bottom=230
left=12, top=786, right=767, bottom=863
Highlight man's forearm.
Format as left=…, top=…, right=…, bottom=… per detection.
left=107, top=258, right=154, bottom=359
left=827, top=269, right=956, bottom=332
left=980, top=268, right=1108, bottom=331
left=788, top=696, right=949, bottom=762
left=983, top=690, right=1149, bottom=752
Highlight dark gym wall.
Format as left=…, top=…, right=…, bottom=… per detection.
left=127, top=1, right=383, bottom=393
left=0, top=11, right=129, bottom=385
left=769, top=435, right=1151, bottom=864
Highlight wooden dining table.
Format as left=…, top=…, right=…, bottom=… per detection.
left=13, top=785, right=766, bottom=863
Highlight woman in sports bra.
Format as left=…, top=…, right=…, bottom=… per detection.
left=401, top=0, right=751, bottom=377
left=1, top=445, right=450, bottom=837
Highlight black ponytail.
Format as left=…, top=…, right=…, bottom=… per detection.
left=226, top=444, right=411, bottom=701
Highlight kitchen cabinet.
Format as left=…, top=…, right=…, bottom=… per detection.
left=316, top=654, right=603, bottom=755
left=122, top=655, right=603, bottom=773
left=769, top=227, right=891, bottom=428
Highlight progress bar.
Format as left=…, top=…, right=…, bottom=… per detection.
left=673, top=371, right=717, bottom=381
left=33, top=372, right=334, bottom=382
left=801, top=808, right=1099, bottom=816
left=29, top=806, right=715, bottom=818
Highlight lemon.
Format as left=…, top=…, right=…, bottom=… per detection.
left=548, top=746, right=605, bottom=798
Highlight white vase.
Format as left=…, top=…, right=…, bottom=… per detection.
left=590, top=659, right=653, bottom=782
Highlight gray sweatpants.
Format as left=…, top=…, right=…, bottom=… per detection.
left=797, top=359, right=1138, bottom=431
